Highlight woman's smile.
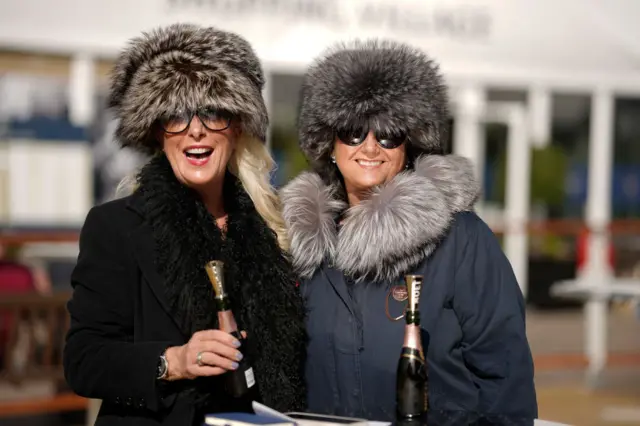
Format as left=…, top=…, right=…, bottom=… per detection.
left=183, top=145, right=214, bottom=167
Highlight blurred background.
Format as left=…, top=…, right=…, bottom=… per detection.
left=0, top=0, right=639, bottom=425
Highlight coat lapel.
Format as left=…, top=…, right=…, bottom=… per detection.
left=126, top=192, right=186, bottom=337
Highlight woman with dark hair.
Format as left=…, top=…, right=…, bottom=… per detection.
left=281, top=40, right=537, bottom=422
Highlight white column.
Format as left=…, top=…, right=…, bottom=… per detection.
left=263, top=69, right=273, bottom=152
left=528, top=86, right=552, bottom=148
left=502, top=104, right=531, bottom=297
left=453, top=83, right=486, bottom=183
left=584, top=88, right=615, bottom=386
left=68, top=53, right=96, bottom=127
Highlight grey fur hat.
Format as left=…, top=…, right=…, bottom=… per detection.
left=108, top=23, right=268, bottom=154
left=298, top=39, right=449, bottom=173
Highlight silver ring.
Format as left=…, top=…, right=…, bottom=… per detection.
left=196, top=351, right=204, bottom=367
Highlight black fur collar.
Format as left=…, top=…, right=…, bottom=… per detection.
left=136, top=154, right=306, bottom=412
left=280, top=154, right=480, bottom=283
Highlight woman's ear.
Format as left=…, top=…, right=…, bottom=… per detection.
left=330, top=147, right=337, bottom=163
left=155, top=127, right=165, bottom=152
left=231, top=124, right=242, bottom=152
left=233, top=122, right=242, bottom=139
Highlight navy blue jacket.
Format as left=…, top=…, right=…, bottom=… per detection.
left=301, top=212, right=536, bottom=420
left=281, top=155, right=537, bottom=422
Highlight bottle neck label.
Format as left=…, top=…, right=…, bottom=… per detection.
left=405, top=310, right=420, bottom=326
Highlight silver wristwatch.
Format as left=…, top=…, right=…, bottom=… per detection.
left=157, top=353, right=169, bottom=380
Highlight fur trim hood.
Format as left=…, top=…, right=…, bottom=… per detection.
left=280, top=155, right=480, bottom=283
left=297, top=39, right=448, bottom=175
left=108, top=23, right=267, bottom=154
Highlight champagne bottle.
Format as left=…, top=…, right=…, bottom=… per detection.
left=205, top=260, right=256, bottom=398
left=396, top=274, right=428, bottom=420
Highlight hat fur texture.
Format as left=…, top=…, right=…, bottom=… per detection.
left=108, top=23, right=268, bottom=154
left=297, top=39, right=449, bottom=181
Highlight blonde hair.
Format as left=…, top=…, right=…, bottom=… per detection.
left=227, top=134, right=289, bottom=251
left=115, top=135, right=289, bottom=251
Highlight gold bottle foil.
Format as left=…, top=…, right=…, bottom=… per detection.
left=205, top=260, right=238, bottom=333
left=205, top=260, right=226, bottom=300
left=405, top=275, right=423, bottom=313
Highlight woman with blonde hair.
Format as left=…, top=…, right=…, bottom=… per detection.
left=63, top=23, right=306, bottom=426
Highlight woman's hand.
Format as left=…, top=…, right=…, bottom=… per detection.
left=163, top=330, right=247, bottom=380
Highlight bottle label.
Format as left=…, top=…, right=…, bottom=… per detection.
left=245, top=367, right=256, bottom=388
left=401, top=347, right=425, bottom=363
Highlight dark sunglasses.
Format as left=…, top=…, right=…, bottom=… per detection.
left=159, top=107, right=233, bottom=134
left=336, top=128, right=407, bottom=149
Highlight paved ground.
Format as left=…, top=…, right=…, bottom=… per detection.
left=536, top=369, right=640, bottom=426
left=528, top=306, right=640, bottom=371
left=530, top=306, right=640, bottom=426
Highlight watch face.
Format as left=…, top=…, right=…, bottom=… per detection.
left=157, top=356, right=167, bottom=378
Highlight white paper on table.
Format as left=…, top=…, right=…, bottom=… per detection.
left=252, top=402, right=295, bottom=422
left=252, top=402, right=391, bottom=426
left=534, top=420, right=572, bottom=426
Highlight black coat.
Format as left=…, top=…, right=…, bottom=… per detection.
left=64, top=156, right=306, bottom=426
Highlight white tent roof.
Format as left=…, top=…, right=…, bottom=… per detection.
left=1, top=0, right=640, bottom=92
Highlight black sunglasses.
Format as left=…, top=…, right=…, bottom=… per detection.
left=336, top=128, right=407, bottom=149
left=159, top=107, right=233, bottom=134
